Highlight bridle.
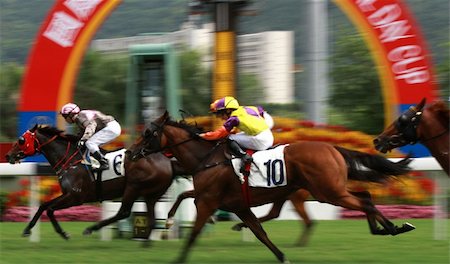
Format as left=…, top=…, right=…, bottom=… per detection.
left=388, top=106, right=449, bottom=147
left=17, top=129, right=82, bottom=174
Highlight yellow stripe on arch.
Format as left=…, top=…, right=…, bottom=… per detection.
left=332, top=0, right=398, bottom=126
left=56, top=0, right=122, bottom=128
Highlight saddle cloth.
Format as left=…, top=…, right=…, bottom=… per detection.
left=231, top=144, right=288, bottom=188
left=84, top=149, right=126, bottom=181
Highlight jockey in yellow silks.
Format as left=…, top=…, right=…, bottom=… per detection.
left=199, top=96, right=274, bottom=170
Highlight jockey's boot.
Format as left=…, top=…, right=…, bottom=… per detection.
left=92, top=151, right=109, bottom=171
left=228, top=140, right=252, bottom=173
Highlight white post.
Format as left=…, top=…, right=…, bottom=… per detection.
left=433, top=171, right=448, bottom=240
left=29, top=176, right=40, bottom=242
left=306, top=0, right=329, bottom=124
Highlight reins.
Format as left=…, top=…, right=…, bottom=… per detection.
left=150, top=121, right=230, bottom=173
left=35, top=132, right=83, bottom=175
left=419, top=127, right=449, bottom=143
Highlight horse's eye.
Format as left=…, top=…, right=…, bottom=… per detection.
left=18, top=137, right=25, bottom=145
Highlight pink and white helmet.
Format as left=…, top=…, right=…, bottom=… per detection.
left=61, top=103, right=80, bottom=116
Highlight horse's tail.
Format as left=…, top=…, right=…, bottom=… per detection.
left=334, top=146, right=412, bottom=183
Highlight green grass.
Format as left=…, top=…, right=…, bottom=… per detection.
left=0, top=219, right=448, bottom=264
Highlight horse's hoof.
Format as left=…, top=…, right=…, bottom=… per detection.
left=22, top=231, right=31, bottom=237
left=166, top=218, right=174, bottom=229
left=61, top=232, right=70, bottom=240
left=231, top=224, right=243, bottom=231
left=393, top=222, right=416, bottom=235
left=83, top=229, right=92, bottom=236
left=141, top=240, right=151, bottom=248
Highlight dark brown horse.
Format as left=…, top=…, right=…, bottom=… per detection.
left=5, top=124, right=181, bottom=241
left=166, top=188, right=315, bottom=246
left=130, top=111, right=414, bottom=263
left=374, top=98, right=449, bottom=175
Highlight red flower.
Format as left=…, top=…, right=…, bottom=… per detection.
left=19, top=178, right=30, bottom=187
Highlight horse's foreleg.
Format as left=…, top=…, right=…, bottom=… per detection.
left=44, top=194, right=79, bottom=240
left=22, top=198, right=57, bottom=237
left=141, top=198, right=157, bottom=247
left=166, top=190, right=195, bottom=228
left=235, top=209, right=287, bottom=263
left=175, top=200, right=216, bottom=264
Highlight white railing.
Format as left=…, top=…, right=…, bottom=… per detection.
left=1, top=157, right=447, bottom=241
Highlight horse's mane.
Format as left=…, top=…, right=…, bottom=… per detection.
left=427, top=100, right=450, bottom=127
left=165, top=118, right=205, bottom=136
left=34, top=125, right=80, bottom=143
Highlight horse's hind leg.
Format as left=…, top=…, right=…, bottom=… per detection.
left=350, top=191, right=415, bottom=236
left=231, top=199, right=286, bottom=231
left=335, top=191, right=414, bottom=236
left=235, top=209, right=287, bottom=263
left=290, top=189, right=315, bottom=246
left=166, top=190, right=195, bottom=228
left=83, top=188, right=139, bottom=236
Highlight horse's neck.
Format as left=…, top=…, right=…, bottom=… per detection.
left=40, top=138, right=77, bottom=168
left=166, top=129, right=223, bottom=172
left=419, top=111, right=449, bottom=174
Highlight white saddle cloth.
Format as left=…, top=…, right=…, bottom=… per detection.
left=231, top=144, right=288, bottom=188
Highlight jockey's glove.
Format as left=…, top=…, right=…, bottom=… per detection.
left=78, top=140, right=87, bottom=151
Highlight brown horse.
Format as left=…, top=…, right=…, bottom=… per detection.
left=166, top=188, right=315, bottom=246
left=130, top=111, right=414, bottom=263
left=374, top=98, right=449, bottom=175
left=5, top=124, right=181, bottom=241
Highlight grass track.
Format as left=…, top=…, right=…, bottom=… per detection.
left=0, top=219, right=448, bottom=264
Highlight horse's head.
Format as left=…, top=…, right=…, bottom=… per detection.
left=373, top=98, right=426, bottom=153
left=6, top=125, right=41, bottom=164
left=126, top=111, right=171, bottom=160
left=127, top=111, right=207, bottom=161
left=5, top=124, right=78, bottom=164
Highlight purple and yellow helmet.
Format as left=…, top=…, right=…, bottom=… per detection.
left=210, top=96, right=239, bottom=113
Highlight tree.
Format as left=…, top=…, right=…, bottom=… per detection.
left=329, top=28, right=383, bottom=135
left=178, top=49, right=210, bottom=116
left=0, top=63, right=23, bottom=140
left=74, top=52, right=128, bottom=124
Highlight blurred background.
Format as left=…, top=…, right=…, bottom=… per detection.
left=0, top=0, right=448, bottom=237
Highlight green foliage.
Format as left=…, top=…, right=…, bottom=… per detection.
left=329, top=27, right=384, bottom=135
left=0, top=63, right=23, bottom=140
left=178, top=48, right=210, bottom=116
left=74, top=52, right=128, bottom=124
left=0, top=191, right=8, bottom=218
left=237, top=73, right=264, bottom=106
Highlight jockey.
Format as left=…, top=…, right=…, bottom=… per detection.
left=199, top=96, right=274, bottom=171
left=60, top=103, right=121, bottom=171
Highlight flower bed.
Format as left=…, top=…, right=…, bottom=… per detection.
left=1, top=205, right=439, bottom=222
left=1, top=205, right=101, bottom=222
left=341, top=205, right=439, bottom=219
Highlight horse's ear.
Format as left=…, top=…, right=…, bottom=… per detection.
left=417, top=98, right=426, bottom=110
left=163, top=110, right=170, bottom=121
